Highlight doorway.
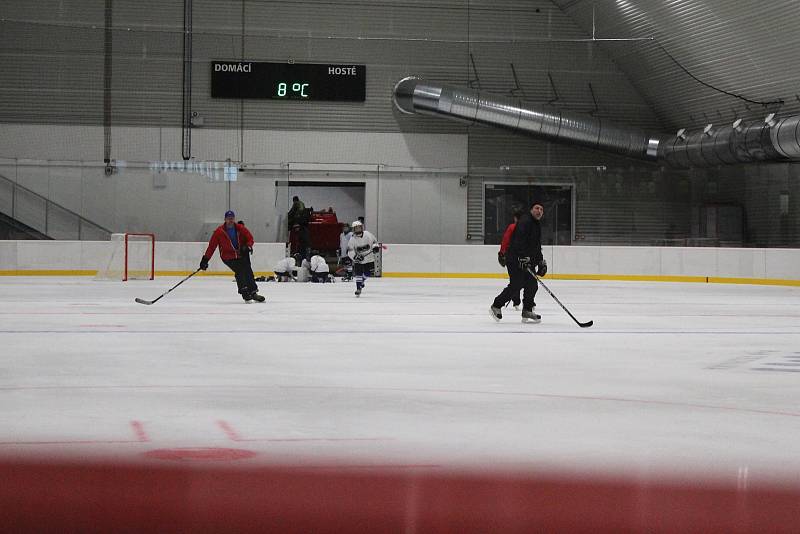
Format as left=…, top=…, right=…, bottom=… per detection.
left=287, top=182, right=365, bottom=228
left=274, top=180, right=366, bottom=241
left=484, top=183, right=573, bottom=245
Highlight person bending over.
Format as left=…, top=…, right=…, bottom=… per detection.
left=308, top=254, right=331, bottom=283
left=273, top=256, right=296, bottom=282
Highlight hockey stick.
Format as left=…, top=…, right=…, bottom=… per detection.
left=527, top=268, right=593, bottom=328
left=134, top=269, right=201, bottom=305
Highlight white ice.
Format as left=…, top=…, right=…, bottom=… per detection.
left=1, top=276, right=799, bottom=482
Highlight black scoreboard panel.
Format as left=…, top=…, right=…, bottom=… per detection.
left=211, top=61, right=366, bottom=101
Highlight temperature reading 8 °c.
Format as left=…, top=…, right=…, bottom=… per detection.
left=277, top=82, right=309, bottom=98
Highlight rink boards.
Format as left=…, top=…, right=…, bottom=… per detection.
left=0, top=240, right=799, bottom=286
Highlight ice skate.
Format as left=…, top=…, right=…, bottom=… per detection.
left=251, top=292, right=265, bottom=303
left=355, top=283, right=363, bottom=297
left=521, top=308, right=541, bottom=324
left=490, top=305, right=502, bottom=321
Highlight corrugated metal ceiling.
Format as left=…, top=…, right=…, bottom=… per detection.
left=551, top=0, right=800, bottom=131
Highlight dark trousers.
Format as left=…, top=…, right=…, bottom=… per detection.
left=340, top=257, right=353, bottom=280
left=354, top=262, right=374, bottom=277
left=311, top=272, right=330, bottom=283
left=506, top=263, right=521, bottom=306
left=298, top=225, right=310, bottom=260
left=223, top=255, right=258, bottom=296
left=493, top=262, right=537, bottom=311
left=354, top=261, right=374, bottom=289
left=274, top=270, right=292, bottom=282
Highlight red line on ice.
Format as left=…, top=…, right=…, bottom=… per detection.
left=130, top=421, right=149, bottom=442
left=216, top=420, right=242, bottom=441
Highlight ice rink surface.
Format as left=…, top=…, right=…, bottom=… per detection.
left=1, top=276, right=799, bottom=482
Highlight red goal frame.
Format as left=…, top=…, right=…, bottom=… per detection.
left=123, top=232, right=155, bottom=281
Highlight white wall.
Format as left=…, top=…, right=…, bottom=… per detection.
left=1, top=166, right=467, bottom=246
left=383, top=245, right=800, bottom=281
left=0, top=125, right=469, bottom=169
left=2, top=241, right=799, bottom=282
left=377, top=173, right=466, bottom=244
left=0, top=124, right=469, bottom=245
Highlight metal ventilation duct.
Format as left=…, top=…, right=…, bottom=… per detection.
left=393, top=77, right=800, bottom=168
left=658, top=116, right=800, bottom=167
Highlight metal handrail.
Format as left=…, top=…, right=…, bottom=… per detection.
left=0, top=171, right=112, bottom=240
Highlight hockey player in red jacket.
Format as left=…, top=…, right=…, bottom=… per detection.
left=497, top=210, right=522, bottom=310
left=199, top=210, right=265, bottom=302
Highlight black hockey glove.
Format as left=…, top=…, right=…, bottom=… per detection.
left=535, top=258, right=547, bottom=277
left=199, top=256, right=209, bottom=271
left=497, top=252, right=506, bottom=267
left=518, top=256, right=531, bottom=270
left=239, top=244, right=252, bottom=256
left=354, top=253, right=365, bottom=263
left=372, top=245, right=381, bottom=254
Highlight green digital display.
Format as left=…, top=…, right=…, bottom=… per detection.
left=211, top=61, right=366, bottom=101
left=277, top=82, right=309, bottom=98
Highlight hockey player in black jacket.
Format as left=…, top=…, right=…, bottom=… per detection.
left=490, top=202, right=548, bottom=323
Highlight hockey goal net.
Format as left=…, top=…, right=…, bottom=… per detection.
left=95, top=233, right=155, bottom=281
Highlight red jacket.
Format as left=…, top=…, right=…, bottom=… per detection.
left=500, top=222, right=516, bottom=254
left=204, top=223, right=254, bottom=261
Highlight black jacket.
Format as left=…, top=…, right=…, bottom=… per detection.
left=287, top=200, right=308, bottom=227
left=507, top=212, right=543, bottom=264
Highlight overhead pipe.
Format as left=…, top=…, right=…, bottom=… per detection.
left=658, top=115, right=800, bottom=167
left=393, top=77, right=800, bottom=168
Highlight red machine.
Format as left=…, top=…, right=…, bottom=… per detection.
left=289, top=209, right=343, bottom=258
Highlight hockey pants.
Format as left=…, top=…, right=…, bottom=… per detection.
left=493, top=264, right=537, bottom=311
left=354, top=262, right=374, bottom=289
left=223, top=255, right=258, bottom=297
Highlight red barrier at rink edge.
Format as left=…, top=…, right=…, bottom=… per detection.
left=1, top=458, right=800, bottom=533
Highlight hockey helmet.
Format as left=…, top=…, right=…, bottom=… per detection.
left=351, top=220, right=364, bottom=234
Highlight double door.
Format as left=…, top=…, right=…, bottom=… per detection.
left=484, top=183, right=573, bottom=246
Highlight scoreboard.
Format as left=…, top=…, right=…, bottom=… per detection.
left=211, top=61, right=366, bottom=101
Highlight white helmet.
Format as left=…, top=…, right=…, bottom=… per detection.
left=351, top=220, right=364, bottom=234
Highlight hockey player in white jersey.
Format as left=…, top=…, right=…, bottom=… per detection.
left=346, top=220, right=379, bottom=297
left=338, top=223, right=354, bottom=281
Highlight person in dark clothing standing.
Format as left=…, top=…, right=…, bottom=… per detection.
left=200, top=210, right=265, bottom=303
left=287, top=195, right=310, bottom=260
left=287, top=196, right=306, bottom=226
left=490, top=202, right=547, bottom=323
